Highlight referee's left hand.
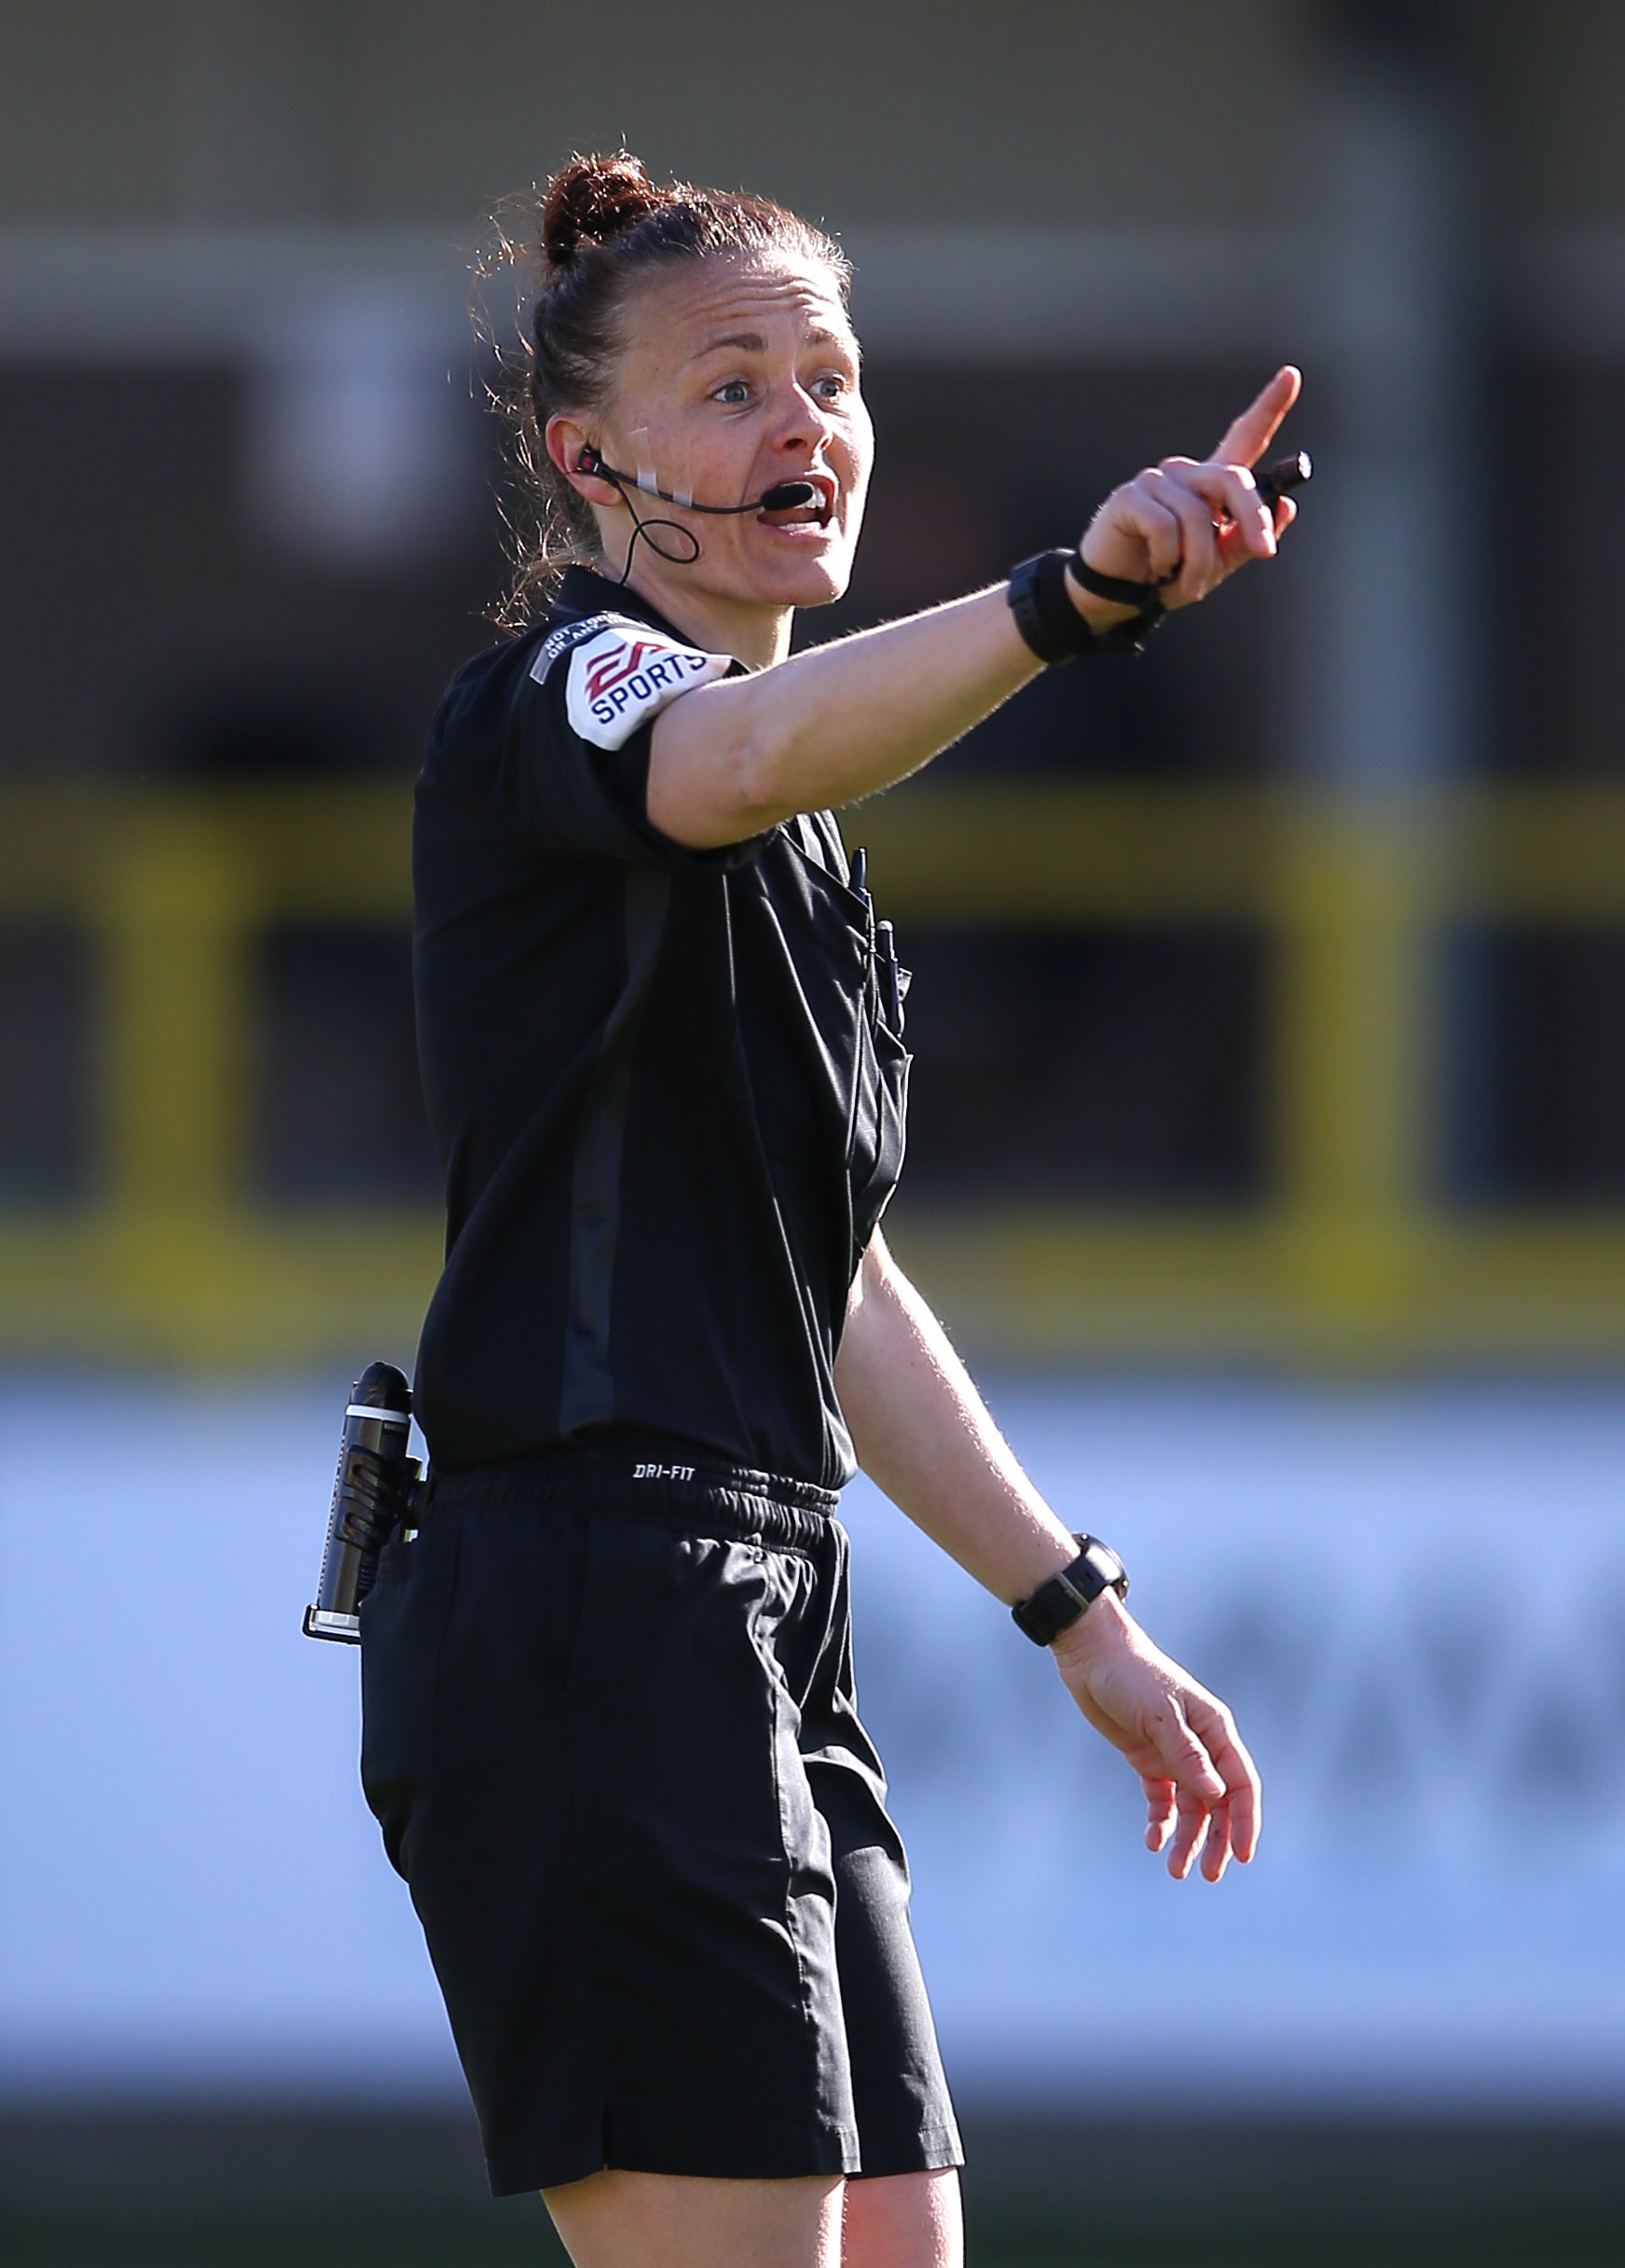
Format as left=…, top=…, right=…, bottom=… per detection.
left=1076, top=363, right=1303, bottom=612
left=1049, top=1591, right=1260, bottom=1883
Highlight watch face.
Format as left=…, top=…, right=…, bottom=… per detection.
left=1012, top=1537, right=1128, bottom=1643
left=1076, top=1537, right=1127, bottom=1600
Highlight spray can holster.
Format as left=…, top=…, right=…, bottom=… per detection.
left=302, top=1361, right=426, bottom=1644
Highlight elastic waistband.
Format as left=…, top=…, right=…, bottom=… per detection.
left=425, top=1447, right=842, bottom=1554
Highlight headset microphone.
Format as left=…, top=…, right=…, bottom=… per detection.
left=579, top=447, right=817, bottom=518
left=757, top=480, right=819, bottom=511
left=577, top=446, right=822, bottom=580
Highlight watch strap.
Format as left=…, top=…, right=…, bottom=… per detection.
left=1007, top=550, right=1161, bottom=664
left=1012, top=1533, right=1130, bottom=1646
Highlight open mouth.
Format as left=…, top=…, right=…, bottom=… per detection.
left=757, top=471, right=837, bottom=532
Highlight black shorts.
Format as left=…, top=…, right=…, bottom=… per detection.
left=358, top=1451, right=962, bottom=2196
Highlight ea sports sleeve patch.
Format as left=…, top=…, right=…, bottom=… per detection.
left=552, top=615, right=733, bottom=752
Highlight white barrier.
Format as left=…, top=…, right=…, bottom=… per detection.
left=847, top=1381, right=1625, bottom=2109
left=4, top=1376, right=1624, bottom=2108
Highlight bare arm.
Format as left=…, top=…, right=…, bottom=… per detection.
left=648, top=366, right=1301, bottom=848
left=649, top=582, right=1044, bottom=847
left=834, top=1230, right=1261, bottom=1883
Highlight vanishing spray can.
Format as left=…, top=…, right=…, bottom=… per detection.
left=302, top=1361, right=420, bottom=1644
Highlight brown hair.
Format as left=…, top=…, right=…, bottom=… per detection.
left=475, top=151, right=850, bottom=628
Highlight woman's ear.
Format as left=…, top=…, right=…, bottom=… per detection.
left=545, top=413, right=620, bottom=506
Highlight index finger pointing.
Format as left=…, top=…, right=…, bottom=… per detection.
left=1207, top=364, right=1302, bottom=469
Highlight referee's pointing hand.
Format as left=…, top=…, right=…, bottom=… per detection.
left=1079, top=363, right=1303, bottom=610
left=1050, top=1591, right=1262, bottom=1884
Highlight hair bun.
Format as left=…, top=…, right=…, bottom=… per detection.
left=542, top=151, right=665, bottom=268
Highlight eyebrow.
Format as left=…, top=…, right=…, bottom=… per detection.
left=691, top=325, right=850, bottom=359
left=694, top=330, right=767, bottom=357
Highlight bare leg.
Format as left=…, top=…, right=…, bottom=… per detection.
left=543, top=2169, right=844, bottom=2268
left=842, top=2169, right=963, bottom=2268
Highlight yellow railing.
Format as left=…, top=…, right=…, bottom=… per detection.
left=6, top=779, right=1625, bottom=1366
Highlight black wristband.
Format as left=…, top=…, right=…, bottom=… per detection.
left=1011, top=1534, right=1130, bottom=1646
left=1007, top=550, right=1162, bottom=665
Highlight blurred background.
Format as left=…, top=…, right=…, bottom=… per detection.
left=5, top=1, right=1625, bottom=2261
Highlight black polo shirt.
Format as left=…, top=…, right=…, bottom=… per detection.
left=411, top=566, right=910, bottom=1488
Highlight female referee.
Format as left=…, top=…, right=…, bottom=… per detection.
left=361, top=152, right=1298, bottom=2268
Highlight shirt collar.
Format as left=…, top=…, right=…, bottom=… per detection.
left=557, top=563, right=734, bottom=661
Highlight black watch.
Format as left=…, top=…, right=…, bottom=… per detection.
left=1012, top=1534, right=1129, bottom=1645
left=1006, top=550, right=1163, bottom=664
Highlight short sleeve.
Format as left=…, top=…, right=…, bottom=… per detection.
left=499, top=611, right=763, bottom=868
